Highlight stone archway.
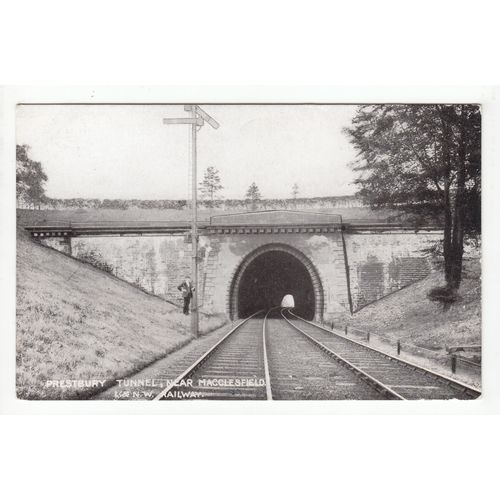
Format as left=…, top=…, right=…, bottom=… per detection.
left=228, top=243, right=324, bottom=321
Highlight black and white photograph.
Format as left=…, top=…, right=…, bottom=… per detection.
left=4, top=0, right=500, bottom=498
left=15, top=102, right=482, bottom=401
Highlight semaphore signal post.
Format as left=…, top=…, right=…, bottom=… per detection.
left=163, top=105, right=220, bottom=337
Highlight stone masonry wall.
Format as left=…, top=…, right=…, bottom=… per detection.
left=202, top=231, right=351, bottom=323
left=38, top=228, right=443, bottom=319
left=39, top=232, right=352, bottom=321
left=40, top=234, right=216, bottom=310
left=41, top=235, right=203, bottom=308
left=343, top=231, right=442, bottom=311
left=38, top=236, right=72, bottom=255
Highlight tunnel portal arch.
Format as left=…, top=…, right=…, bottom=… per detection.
left=228, top=243, right=324, bottom=321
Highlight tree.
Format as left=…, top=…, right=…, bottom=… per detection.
left=344, top=104, right=481, bottom=291
left=16, top=144, right=48, bottom=209
left=199, top=166, right=223, bottom=208
left=291, top=183, right=299, bottom=208
left=245, top=182, right=261, bottom=210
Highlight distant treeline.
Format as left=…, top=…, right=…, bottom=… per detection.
left=35, top=195, right=363, bottom=211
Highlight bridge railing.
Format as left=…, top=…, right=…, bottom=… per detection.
left=26, top=219, right=197, bottom=228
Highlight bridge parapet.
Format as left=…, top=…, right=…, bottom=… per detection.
left=210, top=210, right=342, bottom=227
left=24, top=210, right=442, bottom=238
left=208, top=210, right=343, bottom=234
left=24, top=220, right=197, bottom=237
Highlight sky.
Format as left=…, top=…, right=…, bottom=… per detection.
left=16, top=104, right=360, bottom=200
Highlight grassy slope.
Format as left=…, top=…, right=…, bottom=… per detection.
left=18, top=206, right=395, bottom=224
left=347, top=260, right=481, bottom=358
left=16, top=228, right=226, bottom=400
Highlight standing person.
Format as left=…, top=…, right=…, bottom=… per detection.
left=178, top=276, right=195, bottom=315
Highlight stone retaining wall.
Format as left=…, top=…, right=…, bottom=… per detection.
left=38, top=228, right=443, bottom=318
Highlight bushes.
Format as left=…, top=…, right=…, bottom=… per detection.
left=77, top=249, right=114, bottom=274
left=427, top=285, right=458, bottom=310
left=39, top=195, right=364, bottom=211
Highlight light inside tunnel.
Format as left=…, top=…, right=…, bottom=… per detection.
left=237, top=250, right=316, bottom=320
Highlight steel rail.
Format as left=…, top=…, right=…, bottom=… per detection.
left=289, top=311, right=481, bottom=399
left=262, top=308, right=276, bottom=401
left=280, top=309, right=405, bottom=400
left=154, top=310, right=264, bottom=401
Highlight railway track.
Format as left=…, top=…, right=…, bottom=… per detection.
left=283, top=310, right=480, bottom=400
left=155, top=310, right=271, bottom=400
left=264, top=314, right=393, bottom=400
left=156, top=306, right=477, bottom=401
left=155, top=307, right=480, bottom=401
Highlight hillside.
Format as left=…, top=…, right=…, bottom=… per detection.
left=16, top=227, right=226, bottom=400
left=17, top=205, right=396, bottom=226
left=346, top=259, right=481, bottom=376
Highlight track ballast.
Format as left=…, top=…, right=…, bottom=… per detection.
left=283, top=310, right=480, bottom=400
left=152, top=308, right=481, bottom=401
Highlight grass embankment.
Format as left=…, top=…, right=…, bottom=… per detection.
left=347, top=260, right=481, bottom=367
left=17, top=205, right=394, bottom=225
left=16, top=227, right=227, bottom=400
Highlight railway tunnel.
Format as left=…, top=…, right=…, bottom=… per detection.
left=231, top=246, right=321, bottom=321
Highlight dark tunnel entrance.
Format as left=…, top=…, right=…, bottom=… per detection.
left=236, top=250, right=316, bottom=320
